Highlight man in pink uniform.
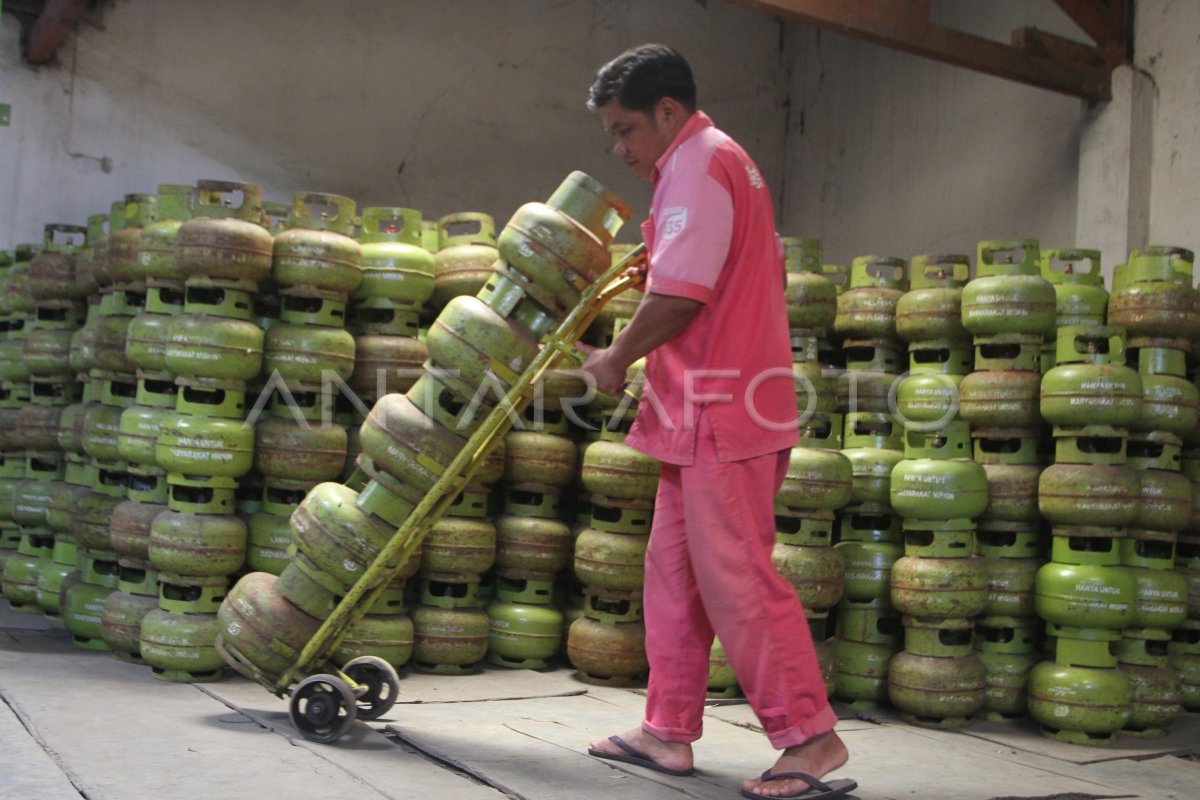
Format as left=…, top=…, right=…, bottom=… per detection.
left=581, top=45, right=857, bottom=800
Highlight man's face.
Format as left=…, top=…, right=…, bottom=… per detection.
left=599, top=100, right=676, bottom=181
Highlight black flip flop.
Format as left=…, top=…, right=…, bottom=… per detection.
left=587, top=735, right=695, bottom=777
left=740, top=770, right=857, bottom=800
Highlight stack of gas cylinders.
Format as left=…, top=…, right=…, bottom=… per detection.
left=6, top=178, right=1200, bottom=748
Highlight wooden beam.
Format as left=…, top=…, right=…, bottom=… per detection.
left=26, top=0, right=90, bottom=65
left=1012, top=27, right=1107, bottom=71
left=728, top=0, right=1115, bottom=101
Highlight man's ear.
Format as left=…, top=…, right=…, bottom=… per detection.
left=656, top=97, right=682, bottom=130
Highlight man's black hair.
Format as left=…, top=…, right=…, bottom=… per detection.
left=587, top=43, right=697, bottom=114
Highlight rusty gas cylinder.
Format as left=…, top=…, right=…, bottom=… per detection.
left=216, top=571, right=322, bottom=681
left=148, top=510, right=247, bottom=577
left=108, top=499, right=167, bottom=562
left=176, top=180, right=273, bottom=289
left=420, top=516, right=497, bottom=581
left=567, top=617, right=648, bottom=687
left=272, top=192, right=363, bottom=297
left=253, top=417, right=347, bottom=484
left=432, top=212, right=499, bottom=308
left=291, top=482, right=402, bottom=593
left=834, top=256, right=908, bottom=341
left=411, top=604, right=490, bottom=675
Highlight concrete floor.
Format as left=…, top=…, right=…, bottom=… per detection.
left=3, top=602, right=1199, bottom=800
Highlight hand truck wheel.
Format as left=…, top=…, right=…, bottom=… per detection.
left=343, top=655, right=401, bottom=721
left=289, top=674, right=357, bottom=743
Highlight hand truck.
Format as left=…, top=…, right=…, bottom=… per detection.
left=217, top=244, right=646, bottom=743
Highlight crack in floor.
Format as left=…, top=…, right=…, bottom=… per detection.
left=0, top=684, right=92, bottom=799
left=384, top=724, right=525, bottom=800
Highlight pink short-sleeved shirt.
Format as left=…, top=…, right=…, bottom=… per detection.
left=623, top=111, right=799, bottom=466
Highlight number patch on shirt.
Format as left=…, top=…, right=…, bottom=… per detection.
left=661, top=206, right=689, bottom=241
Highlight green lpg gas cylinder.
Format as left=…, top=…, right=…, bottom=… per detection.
left=432, top=212, right=498, bottom=308
left=1041, top=326, right=1142, bottom=428
left=355, top=207, right=434, bottom=309
left=1035, top=534, right=1136, bottom=630
left=108, top=499, right=165, bottom=563
left=272, top=192, right=363, bottom=297
left=349, top=334, right=427, bottom=398
left=252, top=416, right=347, bottom=483
left=497, top=173, right=629, bottom=314
left=156, top=414, right=255, bottom=479
left=566, top=616, right=647, bottom=687
left=164, top=314, right=264, bottom=382
left=28, top=223, right=88, bottom=303
left=359, top=393, right=465, bottom=495
left=580, top=439, right=661, bottom=501
left=176, top=180, right=273, bottom=289
left=494, top=514, right=572, bottom=577
left=895, top=253, right=970, bottom=344
left=890, top=426, right=988, bottom=521
left=215, top=571, right=322, bottom=681
left=772, top=541, right=844, bottom=612
left=412, top=604, right=490, bottom=675
left=421, top=516, right=497, bottom=581
left=503, top=430, right=578, bottom=488
left=148, top=510, right=247, bottom=577
left=962, top=240, right=1056, bottom=337
left=572, top=527, right=647, bottom=594
left=263, top=322, right=356, bottom=385
left=1028, top=661, right=1132, bottom=746
left=834, top=256, right=908, bottom=341
left=424, top=295, right=540, bottom=402
left=291, top=482, right=398, bottom=593
left=782, top=237, right=837, bottom=332
left=104, top=194, right=158, bottom=287
left=1038, top=463, right=1140, bottom=527
left=487, top=600, right=563, bottom=669
left=139, top=608, right=225, bottom=682
left=890, top=555, right=988, bottom=619
left=334, top=612, right=415, bottom=671
left=888, top=650, right=986, bottom=728
left=776, top=445, right=853, bottom=512
left=832, top=637, right=895, bottom=709
left=1041, top=248, right=1107, bottom=328
left=137, top=184, right=193, bottom=291
left=1109, top=247, right=1199, bottom=343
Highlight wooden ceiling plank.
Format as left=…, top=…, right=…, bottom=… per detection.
left=1052, top=0, right=1120, bottom=45
left=727, top=0, right=1112, bottom=100
left=1052, top=0, right=1130, bottom=63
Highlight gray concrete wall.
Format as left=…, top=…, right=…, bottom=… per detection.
left=778, top=1, right=1088, bottom=267
left=0, top=0, right=788, bottom=248
left=3, top=0, right=1197, bottom=273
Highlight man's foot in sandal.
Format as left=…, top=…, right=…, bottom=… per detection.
left=587, top=727, right=694, bottom=776
left=741, top=730, right=853, bottom=798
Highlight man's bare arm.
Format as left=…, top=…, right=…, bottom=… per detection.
left=581, top=292, right=703, bottom=395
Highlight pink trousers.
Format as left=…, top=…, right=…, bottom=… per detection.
left=641, top=423, right=838, bottom=749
